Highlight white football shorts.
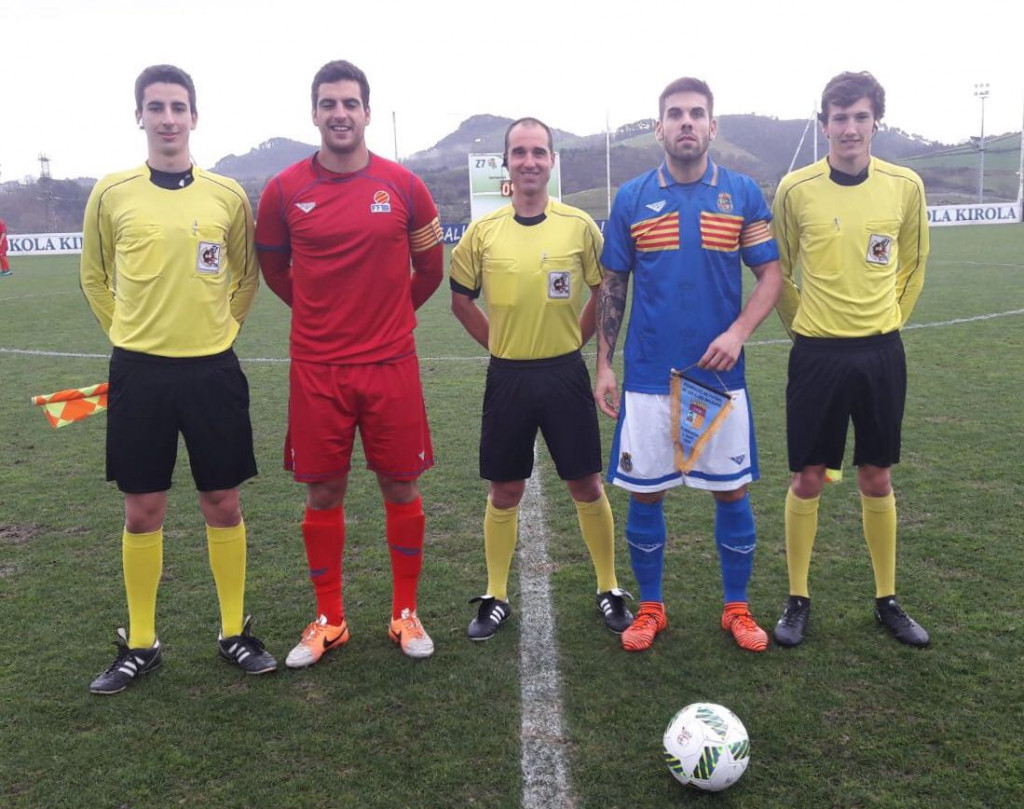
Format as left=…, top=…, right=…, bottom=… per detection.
left=607, top=388, right=759, bottom=493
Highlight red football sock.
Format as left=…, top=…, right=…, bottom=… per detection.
left=385, top=497, right=425, bottom=620
left=302, top=505, right=345, bottom=625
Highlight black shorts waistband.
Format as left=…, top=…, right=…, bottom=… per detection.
left=111, top=346, right=238, bottom=366
left=793, top=331, right=902, bottom=351
left=488, top=349, right=583, bottom=370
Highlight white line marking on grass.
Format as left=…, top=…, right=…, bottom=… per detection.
left=5, top=310, right=1024, bottom=362
left=930, top=260, right=1024, bottom=269
left=0, top=292, right=80, bottom=303
left=903, top=309, right=1024, bottom=330
left=744, top=308, right=1024, bottom=348
left=0, top=347, right=110, bottom=359
left=518, top=443, right=573, bottom=809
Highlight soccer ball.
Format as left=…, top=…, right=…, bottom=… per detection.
left=662, top=702, right=750, bottom=792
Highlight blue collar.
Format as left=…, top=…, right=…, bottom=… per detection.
left=657, top=159, right=718, bottom=189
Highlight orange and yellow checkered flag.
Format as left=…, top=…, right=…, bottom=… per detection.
left=31, top=383, right=109, bottom=428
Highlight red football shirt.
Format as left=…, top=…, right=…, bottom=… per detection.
left=256, top=153, right=443, bottom=364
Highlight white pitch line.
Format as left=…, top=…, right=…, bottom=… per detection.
left=929, top=260, right=1024, bottom=269
left=518, top=443, right=574, bottom=809
left=3, top=308, right=1024, bottom=362
left=0, top=291, right=80, bottom=303
left=0, top=347, right=111, bottom=359
left=745, top=307, right=1024, bottom=348
left=903, top=308, right=1024, bottom=330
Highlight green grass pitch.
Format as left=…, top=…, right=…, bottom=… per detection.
left=1, top=225, right=1023, bottom=807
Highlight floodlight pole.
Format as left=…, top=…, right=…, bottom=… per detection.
left=606, top=111, right=612, bottom=218
left=786, top=107, right=811, bottom=176
left=813, top=105, right=819, bottom=162
left=392, top=111, right=399, bottom=162
left=1018, top=94, right=1024, bottom=217
left=974, top=83, right=989, bottom=204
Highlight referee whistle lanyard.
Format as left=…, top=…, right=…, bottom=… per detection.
left=669, top=365, right=733, bottom=473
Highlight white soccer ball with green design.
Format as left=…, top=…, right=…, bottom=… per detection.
left=663, top=702, right=750, bottom=792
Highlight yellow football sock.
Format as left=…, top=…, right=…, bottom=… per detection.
left=785, top=489, right=819, bottom=599
left=575, top=491, right=618, bottom=593
left=861, top=492, right=897, bottom=598
left=207, top=521, right=246, bottom=637
left=123, top=528, right=162, bottom=648
left=484, top=498, right=518, bottom=601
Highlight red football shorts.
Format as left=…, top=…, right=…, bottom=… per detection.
left=286, top=354, right=434, bottom=483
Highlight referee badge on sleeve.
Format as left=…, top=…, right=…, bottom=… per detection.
left=866, top=234, right=892, bottom=265
left=548, top=271, right=571, bottom=299
left=197, top=242, right=222, bottom=274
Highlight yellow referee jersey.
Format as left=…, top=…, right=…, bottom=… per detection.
left=81, top=165, right=259, bottom=357
left=450, top=200, right=604, bottom=360
left=773, top=156, right=928, bottom=338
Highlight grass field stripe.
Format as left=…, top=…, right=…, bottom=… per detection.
left=518, top=442, right=574, bottom=809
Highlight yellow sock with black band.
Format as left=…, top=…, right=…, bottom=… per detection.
left=575, top=491, right=619, bottom=593
left=123, top=528, right=162, bottom=648
left=784, top=489, right=819, bottom=599
left=861, top=492, right=897, bottom=599
left=484, top=498, right=518, bottom=601
left=207, top=521, right=246, bottom=638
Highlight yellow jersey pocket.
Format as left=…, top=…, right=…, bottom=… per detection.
left=482, top=257, right=518, bottom=307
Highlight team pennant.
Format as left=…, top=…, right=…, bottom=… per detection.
left=31, top=383, right=109, bottom=428
left=669, top=370, right=733, bottom=473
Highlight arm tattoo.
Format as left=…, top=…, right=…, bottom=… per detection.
left=598, top=272, right=628, bottom=365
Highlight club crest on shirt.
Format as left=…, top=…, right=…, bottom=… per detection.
left=620, top=452, right=633, bottom=473
left=717, top=192, right=734, bottom=213
left=547, top=271, right=571, bottom=299
left=294, top=201, right=316, bottom=213
left=867, top=234, right=892, bottom=264
left=370, top=190, right=392, bottom=213
left=196, top=241, right=222, bottom=273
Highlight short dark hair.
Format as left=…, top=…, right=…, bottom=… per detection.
left=818, top=71, right=885, bottom=124
left=659, top=77, right=714, bottom=119
left=311, top=60, right=370, bottom=109
left=135, top=65, right=197, bottom=114
left=503, top=117, right=554, bottom=163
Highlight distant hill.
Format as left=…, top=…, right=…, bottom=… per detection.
left=397, top=114, right=964, bottom=220
left=901, top=131, right=1022, bottom=203
left=203, top=115, right=1008, bottom=220
left=407, top=115, right=510, bottom=169
left=2, top=118, right=1017, bottom=232
left=211, top=137, right=317, bottom=183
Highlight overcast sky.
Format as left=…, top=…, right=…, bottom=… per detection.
left=2, top=0, right=1022, bottom=182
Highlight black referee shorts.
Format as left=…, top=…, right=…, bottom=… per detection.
left=106, top=347, right=258, bottom=494
left=480, top=350, right=603, bottom=482
left=786, top=332, right=906, bottom=472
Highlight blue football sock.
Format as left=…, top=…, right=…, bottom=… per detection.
left=715, top=495, right=757, bottom=604
left=626, top=498, right=667, bottom=603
